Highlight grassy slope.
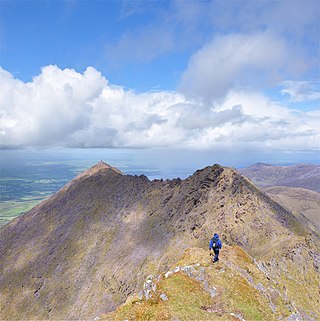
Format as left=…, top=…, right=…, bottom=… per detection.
left=102, top=246, right=314, bottom=321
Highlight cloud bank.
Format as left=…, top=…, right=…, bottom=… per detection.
left=0, top=65, right=319, bottom=151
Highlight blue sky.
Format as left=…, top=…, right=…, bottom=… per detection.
left=2, top=0, right=318, bottom=92
left=0, top=0, right=319, bottom=165
left=1, top=1, right=191, bottom=90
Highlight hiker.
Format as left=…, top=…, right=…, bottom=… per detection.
left=209, top=233, right=222, bottom=263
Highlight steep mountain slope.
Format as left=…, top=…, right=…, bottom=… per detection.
left=240, top=163, right=320, bottom=192
left=264, top=186, right=320, bottom=231
left=0, top=161, right=319, bottom=320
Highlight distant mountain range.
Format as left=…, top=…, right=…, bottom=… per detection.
left=0, top=162, right=319, bottom=320
left=264, top=186, right=320, bottom=231
left=240, top=162, right=320, bottom=230
left=240, top=162, right=320, bottom=192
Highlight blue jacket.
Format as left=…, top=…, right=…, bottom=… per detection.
left=209, top=233, right=222, bottom=250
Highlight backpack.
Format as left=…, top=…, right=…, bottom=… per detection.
left=211, top=236, right=219, bottom=249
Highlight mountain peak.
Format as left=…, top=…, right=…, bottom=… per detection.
left=252, top=162, right=273, bottom=167
left=92, top=161, right=123, bottom=174
left=81, top=161, right=123, bottom=177
left=45, top=161, right=124, bottom=198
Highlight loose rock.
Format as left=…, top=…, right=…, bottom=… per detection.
left=160, top=293, right=168, bottom=301
left=209, top=287, right=217, bottom=298
left=165, top=271, right=173, bottom=278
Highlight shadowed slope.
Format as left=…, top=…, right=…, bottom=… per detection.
left=0, top=163, right=319, bottom=320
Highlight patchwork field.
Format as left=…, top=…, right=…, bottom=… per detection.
left=0, top=149, right=167, bottom=227
left=0, top=196, right=47, bottom=227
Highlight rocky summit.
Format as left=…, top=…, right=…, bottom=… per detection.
left=0, top=161, right=319, bottom=320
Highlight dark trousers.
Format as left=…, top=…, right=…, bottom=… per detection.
left=213, top=249, right=219, bottom=262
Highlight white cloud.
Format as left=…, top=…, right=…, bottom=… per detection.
left=0, top=66, right=319, bottom=152
left=179, top=31, right=303, bottom=102
left=0, top=65, right=106, bottom=147
left=281, top=80, right=320, bottom=103
left=105, top=0, right=319, bottom=75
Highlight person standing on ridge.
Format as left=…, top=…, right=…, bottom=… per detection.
left=209, top=233, right=222, bottom=263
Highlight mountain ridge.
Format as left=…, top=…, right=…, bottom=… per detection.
left=0, top=162, right=319, bottom=320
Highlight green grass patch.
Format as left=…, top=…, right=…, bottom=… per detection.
left=0, top=197, right=47, bottom=227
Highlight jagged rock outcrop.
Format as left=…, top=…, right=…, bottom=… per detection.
left=0, top=162, right=319, bottom=320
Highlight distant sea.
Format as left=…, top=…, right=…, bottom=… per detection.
left=0, top=148, right=319, bottom=227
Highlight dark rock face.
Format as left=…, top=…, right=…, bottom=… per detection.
left=0, top=162, right=319, bottom=320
